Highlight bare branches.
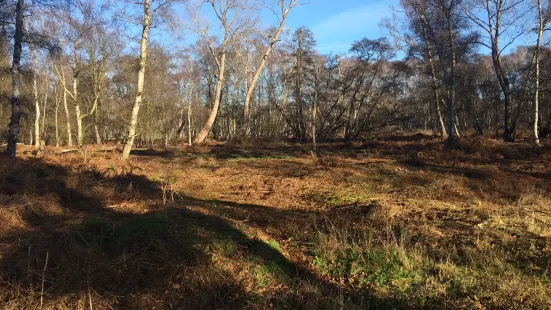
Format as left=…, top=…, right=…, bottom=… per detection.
left=462, top=0, right=531, bottom=53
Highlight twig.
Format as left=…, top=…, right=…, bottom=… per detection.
left=40, top=252, right=49, bottom=309
left=88, top=282, right=93, bottom=310
left=90, top=287, right=114, bottom=310
left=76, top=230, right=92, bottom=248
left=27, top=245, right=31, bottom=277
left=115, top=246, right=152, bottom=265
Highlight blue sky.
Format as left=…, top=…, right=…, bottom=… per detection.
left=144, top=0, right=535, bottom=57
left=278, top=0, right=536, bottom=56
left=148, top=0, right=401, bottom=55
left=283, top=0, right=400, bottom=54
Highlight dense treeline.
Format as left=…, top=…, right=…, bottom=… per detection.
left=1, top=0, right=550, bottom=158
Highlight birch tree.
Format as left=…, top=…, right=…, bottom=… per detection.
left=68, top=1, right=104, bottom=146
left=50, top=10, right=78, bottom=147
left=86, top=16, right=115, bottom=145
left=53, top=52, right=78, bottom=146
left=240, top=0, right=300, bottom=136
left=462, top=0, right=530, bottom=141
left=54, top=82, right=61, bottom=146
left=404, top=0, right=476, bottom=147
left=188, top=0, right=258, bottom=144
left=120, top=0, right=174, bottom=158
left=30, top=48, right=41, bottom=148
left=532, top=0, right=549, bottom=144
left=398, top=0, right=447, bottom=137
left=120, top=0, right=152, bottom=158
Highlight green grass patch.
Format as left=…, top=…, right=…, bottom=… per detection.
left=214, top=239, right=238, bottom=255
left=310, top=225, right=551, bottom=308
left=268, top=239, right=282, bottom=253
left=312, top=236, right=423, bottom=292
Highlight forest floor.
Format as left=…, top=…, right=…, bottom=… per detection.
left=1, top=134, right=551, bottom=309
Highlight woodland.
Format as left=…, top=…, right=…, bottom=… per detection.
left=1, top=0, right=551, bottom=309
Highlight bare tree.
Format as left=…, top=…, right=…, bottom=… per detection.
left=88, top=24, right=112, bottom=145
left=7, top=0, right=24, bottom=159
left=53, top=56, right=76, bottom=146
left=312, top=65, right=319, bottom=150
left=404, top=0, right=477, bottom=147
left=121, top=0, right=174, bottom=158
left=120, top=0, right=151, bottom=158
left=386, top=4, right=448, bottom=137
left=31, top=48, right=41, bottom=148
left=41, top=74, right=49, bottom=143
left=54, top=82, right=60, bottom=146
left=187, top=87, right=192, bottom=145
left=532, top=0, right=549, bottom=144
left=108, top=2, right=147, bottom=158
left=188, top=0, right=258, bottom=144
left=462, top=0, right=530, bottom=141
left=51, top=14, right=77, bottom=147
left=240, top=0, right=299, bottom=136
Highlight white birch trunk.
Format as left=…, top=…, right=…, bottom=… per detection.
left=55, top=86, right=60, bottom=147
left=121, top=0, right=151, bottom=159
left=194, top=52, right=226, bottom=144
left=188, top=87, right=193, bottom=145
left=241, top=2, right=295, bottom=136
left=63, top=86, right=73, bottom=146
left=32, top=49, right=40, bottom=148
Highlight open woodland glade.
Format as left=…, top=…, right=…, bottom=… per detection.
left=1, top=0, right=551, bottom=309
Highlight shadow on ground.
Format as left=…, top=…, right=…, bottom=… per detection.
left=3, top=137, right=551, bottom=309
left=0, top=157, right=410, bottom=309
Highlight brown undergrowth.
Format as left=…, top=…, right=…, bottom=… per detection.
left=0, top=135, right=550, bottom=309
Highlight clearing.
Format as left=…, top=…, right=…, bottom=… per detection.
left=1, top=135, right=551, bottom=309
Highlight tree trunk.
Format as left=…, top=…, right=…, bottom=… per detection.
left=55, top=88, right=60, bottom=147
left=194, top=52, right=226, bottom=144
left=73, top=60, right=83, bottom=147
left=534, top=0, right=543, bottom=145
left=435, top=89, right=446, bottom=136
left=454, top=116, right=461, bottom=138
left=491, top=39, right=513, bottom=140
left=32, top=49, right=40, bottom=148
left=502, top=83, right=513, bottom=141
left=446, top=86, right=456, bottom=147
left=241, top=7, right=291, bottom=136
left=312, top=66, right=319, bottom=150
left=446, top=9, right=458, bottom=148
left=63, top=88, right=73, bottom=146
left=41, top=78, right=49, bottom=142
left=188, top=87, right=192, bottom=145
left=121, top=0, right=151, bottom=159
left=7, top=0, right=24, bottom=159
left=95, top=107, right=102, bottom=145
left=423, top=27, right=447, bottom=137
left=75, top=103, right=83, bottom=146
left=296, top=31, right=305, bottom=141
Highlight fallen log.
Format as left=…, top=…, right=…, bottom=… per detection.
left=56, top=149, right=79, bottom=154
left=99, top=147, right=118, bottom=152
